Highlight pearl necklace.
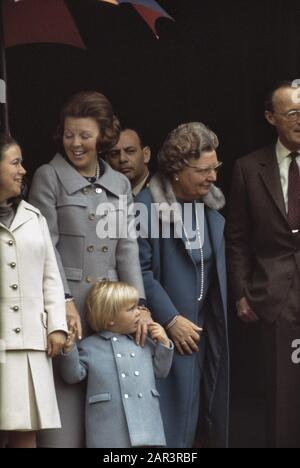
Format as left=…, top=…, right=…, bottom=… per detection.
left=95, top=161, right=100, bottom=179
left=180, top=201, right=204, bottom=302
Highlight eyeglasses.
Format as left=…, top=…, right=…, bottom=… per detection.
left=183, top=159, right=223, bottom=175
left=273, top=109, right=300, bottom=122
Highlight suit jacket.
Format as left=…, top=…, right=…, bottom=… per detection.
left=226, top=144, right=300, bottom=323
left=59, top=331, right=173, bottom=448
left=0, top=201, right=67, bottom=350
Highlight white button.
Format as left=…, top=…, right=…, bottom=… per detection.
left=130, top=353, right=136, bottom=358
left=121, top=373, right=126, bottom=378
left=96, top=188, right=102, bottom=194
left=112, top=337, right=118, bottom=342
left=124, top=394, right=129, bottom=399
left=134, top=371, right=140, bottom=376
left=117, top=353, right=122, bottom=358
left=138, top=393, right=143, bottom=398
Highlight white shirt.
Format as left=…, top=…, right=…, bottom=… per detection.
left=276, top=139, right=300, bottom=211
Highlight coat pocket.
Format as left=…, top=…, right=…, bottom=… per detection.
left=88, top=393, right=112, bottom=404
left=41, top=312, right=48, bottom=329
left=151, top=389, right=160, bottom=398
left=64, top=267, right=83, bottom=282
left=40, top=312, right=48, bottom=349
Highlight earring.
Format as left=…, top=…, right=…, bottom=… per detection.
left=175, top=176, right=179, bottom=181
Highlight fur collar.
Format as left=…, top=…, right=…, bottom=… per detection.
left=148, top=173, right=225, bottom=223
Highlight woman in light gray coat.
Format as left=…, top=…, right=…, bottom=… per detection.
left=136, top=123, right=229, bottom=448
left=29, top=91, right=146, bottom=448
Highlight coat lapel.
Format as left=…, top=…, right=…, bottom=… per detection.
left=50, top=154, right=122, bottom=198
left=258, top=146, right=287, bottom=222
left=206, top=207, right=225, bottom=255
left=9, top=201, right=37, bottom=231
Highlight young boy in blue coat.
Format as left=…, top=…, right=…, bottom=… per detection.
left=60, top=281, right=173, bottom=448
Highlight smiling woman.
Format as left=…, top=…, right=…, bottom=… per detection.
left=28, top=91, right=146, bottom=448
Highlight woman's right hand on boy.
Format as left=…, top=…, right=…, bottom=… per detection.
left=66, top=300, right=82, bottom=340
left=135, top=306, right=152, bottom=347
left=148, top=322, right=170, bottom=348
left=63, top=326, right=77, bottom=354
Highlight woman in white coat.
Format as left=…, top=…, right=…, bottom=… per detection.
left=0, top=134, right=68, bottom=448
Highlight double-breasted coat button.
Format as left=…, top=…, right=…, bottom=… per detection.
left=124, top=394, right=129, bottom=399
left=88, top=213, right=96, bottom=221
left=138, top=393, right=143, bottom=398
left=130, top=353, right=136, bottom=358
left=112, top=337, right=118, bottom=342
left=121, top=373, right=126, bottom=378
left=101, top=246, right=109, bottom=253
left=87, top=245, right=95, bottom=253
left=95, top=188, right=102, bottom=194
left=85, top=276, right=92, bottom=284
left=82, top=188, right=89, bottom=195
left=14, top=328, right=21, bottom=334
left=12, top=306, right=19, bottom=312
left=11, top=284, right=18, bottom=290
left=8, top=240, right=14, bottom=246
left=9, top=262, right=17, bottom=268
left=134, top=371, right=140, bottom=376
left=117, top=353, right=122, bottom=358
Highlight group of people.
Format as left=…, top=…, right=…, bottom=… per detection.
left=0, top=80, right=299, bottom=448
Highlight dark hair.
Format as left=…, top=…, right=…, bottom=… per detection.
left=0, top=133, right=25, bottom=206
left=119, top=127, right=148, bottom=149
left=55, top=91, right=120, bottom=154
left=264, top=80, right=295, bottom=112
left=158, top=122, right=219, bottom=178
left=0, top=133, right=19, bottom=161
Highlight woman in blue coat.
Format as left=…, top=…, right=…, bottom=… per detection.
left=135, top=122, right=229, bottom=448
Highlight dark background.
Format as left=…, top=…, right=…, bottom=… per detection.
left=2, top=0, right=300, bottom=447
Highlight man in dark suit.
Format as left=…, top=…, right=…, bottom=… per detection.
left=106, top=127, right=151, bottom=197
left=227, top=81, right=300, bottom=447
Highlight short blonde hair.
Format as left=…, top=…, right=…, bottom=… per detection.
left=86, top=281, right=139, bottom=332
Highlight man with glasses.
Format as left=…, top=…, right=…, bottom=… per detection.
left=227, top=81, right=300, bottom=447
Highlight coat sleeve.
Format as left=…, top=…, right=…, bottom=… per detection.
left=151, top=339, right=174, bottom=379
left=116, top=179, right=145, bottom=299
left=29, top=164, right=71, bottom=294
left=226, top=159, right=254, bottom=301
left=136, top=192, right=180, bottom=325
left=59, top=343, right=88, bottom=384
left=40, top=215, right=68, bottom=335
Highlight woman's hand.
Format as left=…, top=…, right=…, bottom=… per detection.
left=135, top=306, right=152, bottom=347
left=47, top=331, right=67, bottom=358
left=167, top=315, right=202, bottom=355
left=66, top=300, right=82, bottom=340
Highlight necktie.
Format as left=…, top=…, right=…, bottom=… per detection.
left=288, top=152, right=300, bottom=231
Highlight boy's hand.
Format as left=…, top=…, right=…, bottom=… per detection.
left=148, top=322, right=170, bottom=348
left=63, top=327, right=76, bottom=354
